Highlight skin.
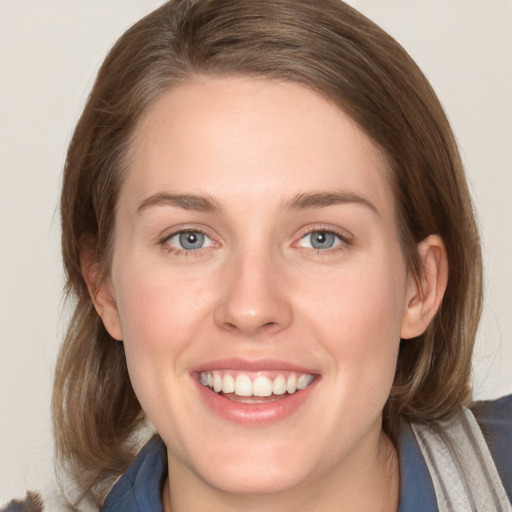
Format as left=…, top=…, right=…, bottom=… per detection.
left=88, top=77, right=447, bottom=511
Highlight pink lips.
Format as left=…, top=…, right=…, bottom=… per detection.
left=194, top=358, right=317, bottom=374
left=192, top=358, right=319, bottom=426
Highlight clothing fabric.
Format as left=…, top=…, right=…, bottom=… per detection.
left=101, top=395, right=512, bottom=512
left=101, top=435, right=167, bottom=512
left=3, top=396, right=510, bottom=511
left=410, top=407, right=510, bottom=511
left=398, top=395, right=512, bottom=511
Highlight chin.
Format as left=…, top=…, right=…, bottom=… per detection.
left=200, top=462, right=309, bottom=496
left=172, top=435, right=316, bottom=496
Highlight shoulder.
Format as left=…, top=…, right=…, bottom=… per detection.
left=2, top=435, right=166, bottom=512
left=398, top=394, right=512, bottom=512
left=472, top=394, right=512, bottom=502
left=101, top=435, right=167, bottom=512
left=472, top=393, right=512, bottom=430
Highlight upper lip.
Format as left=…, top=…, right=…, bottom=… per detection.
left=192, top=358, right=319, bottom=375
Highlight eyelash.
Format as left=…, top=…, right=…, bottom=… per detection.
left=158, top=225, right=352, bottom=257
left=294, top=226, right=352, bottom=255
left=158, top=228, right=215, bottom=256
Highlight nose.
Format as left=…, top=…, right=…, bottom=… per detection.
left=214, top=249, right=293, bottom=338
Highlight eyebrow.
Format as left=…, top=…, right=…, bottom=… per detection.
left=281, top=190, right=379, bottom=215
left=136, top=190, right=379, bottom=216
left=136, top=192, right=223, bottom=214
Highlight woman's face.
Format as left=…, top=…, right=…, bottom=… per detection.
left=100, top=77, right=417, bottom=497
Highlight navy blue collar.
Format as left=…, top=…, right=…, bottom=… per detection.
left=98, top=396, right=512, bottom=511
left=101, top=425, right=438, bottom=511
left=397, top=419, right=437, bottom=511
left=102, top=435, right=167, bottom=512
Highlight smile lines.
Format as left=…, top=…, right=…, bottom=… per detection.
left=200, top=371, right=314, bottom=397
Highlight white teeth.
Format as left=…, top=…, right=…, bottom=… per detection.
left=199, top=371, right=314, bottom=397
left=286, top=374, right=297, bottom=394
left=253, top=376, right=273, bottom=397
left=222, top=373, right=235, bottom=393
left=234, top=374, right=253, bottom=396
left=297, top=374, right=314, bottom=390
left=213, top=372, right=222, bottom=392
left=272, top=374, right=287, bottom=395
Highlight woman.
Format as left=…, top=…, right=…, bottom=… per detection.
left=3, top=0, right=511, bottom=511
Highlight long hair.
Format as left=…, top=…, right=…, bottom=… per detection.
left=54, top=0, right=482, bottom=507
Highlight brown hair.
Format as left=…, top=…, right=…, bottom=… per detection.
left=54, top=0, right=482, bottom=507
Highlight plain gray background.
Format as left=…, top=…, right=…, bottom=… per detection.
left=1, top=0, right=511, bottom=504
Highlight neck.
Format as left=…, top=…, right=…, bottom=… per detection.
left=162, top=431, right=399, bottom=512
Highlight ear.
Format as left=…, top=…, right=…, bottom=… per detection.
left=80, top=238, right=123, bottom=341
left=401, top=234, right=448, bottom=340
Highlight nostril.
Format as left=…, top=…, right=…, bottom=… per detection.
left=218, top=319, right=282, bottom=338
left=261, top=321, right=282, bottom=335
left=222, top=322, right=239, bottom=333
left=213, top=283, right=293, bottom=336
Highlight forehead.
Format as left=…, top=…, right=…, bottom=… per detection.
left=123, top=77, right=394, bottom=218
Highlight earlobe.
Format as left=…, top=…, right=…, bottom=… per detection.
left=80, top=240, right=123, bottom=341
left=400, top=235, right=448, bottom=340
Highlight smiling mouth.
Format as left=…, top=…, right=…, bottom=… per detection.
left=199, top=370, right=315, bottom=402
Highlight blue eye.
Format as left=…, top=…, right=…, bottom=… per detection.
left=166, top=231, right=213, bottom=251
left=299, top=231, right=340, bottom=250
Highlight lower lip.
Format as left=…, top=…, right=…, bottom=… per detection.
left=194, top=377, right=318, bottom=426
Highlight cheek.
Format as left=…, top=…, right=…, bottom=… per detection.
left=110, top=265, right=215, bottom=414
left=114, top=263, right=211, bottom=348
left=111, top=264, right=212, bottom=416
left=297, top=259, right=406, bottom=388
left=303, top=264, right=405, bottom=341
